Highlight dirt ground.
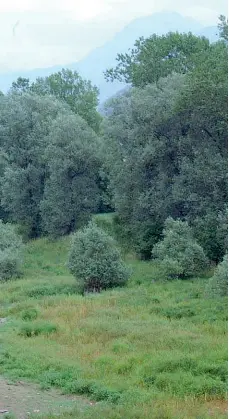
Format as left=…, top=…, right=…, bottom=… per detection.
left=0, top=376, right=92, bottom=418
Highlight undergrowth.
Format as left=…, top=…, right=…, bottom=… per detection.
left=0, top=227, right=227, bottom=419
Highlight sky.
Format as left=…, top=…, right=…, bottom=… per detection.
left=0, top=0, right=227, bottom=72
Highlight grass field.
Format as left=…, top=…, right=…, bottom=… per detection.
left=0, top=222, right=227, bottom=418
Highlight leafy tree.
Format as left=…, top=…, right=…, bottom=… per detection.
left=11, top=77, right=30, bottom=93
left=192, top=208, right=228, bottom=263
left=152, top=218, right=208, bottom=279
left=103, top=31, right=227, bottom=260
left=0, top=220, right=23, bottom=281
left=30, top=69, right=102, bottom=132
left=68, top=222, right=130, bottom=293
left=104, top=32, right=210, bottom=87
left=175, top=40, right=228, bottom=151
left=0, top=149, right=9, bottom=220
left=102, top=73, right=188, bottom=258
left=0, top=93, right=68, bottom=237
left=40, top=114, right=101, bottom=237
left=206, top=254, right=228, bottom=297
left=218, top=15, right=228, bottom=41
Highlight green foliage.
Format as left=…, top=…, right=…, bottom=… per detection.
left=152, top=218, right=208, bottom=279
left=0, top=221, right=23, bottom=281
left=11, top=69, right=102, bottom=132
left=26, top=284, right=77, bottom=298
left=105, top=32, right=210, bottom=87
left=0, top=233, right=227, bottom=418
left=3, top=414, right=16, bottom=419
left=11, top=77, right=30, bottom=93
left=218, top=14, right=228, bottom=41
left=40, top=114, right=101, bottom=237
left=103, top=73, right=188, bottom=257
left=0, top=93, right=68, bottom=238
left=132, top=220, right=164, bottom=260
left=0, top=93, right=102, bottom=239
left=206, top=254, right=228, bottom=297
left=103, top=33, right=227, bottom=261
left=68, top=222, right=130, bottom=292
left=64, top=379, right=122, bottom=403
left=18, top=321, right=57, bottom=337
left=192, top=209, right=228, bottom=262
left=21, top=307, right=38, bottom=321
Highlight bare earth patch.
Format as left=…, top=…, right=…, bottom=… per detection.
left=0, top=376, right=92, bottom=418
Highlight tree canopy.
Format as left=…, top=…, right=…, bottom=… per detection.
left=11, top=69, right=102, bottom=132
left=1, top=16, right=227, bottom=268
left=104, top=32, right=210, bottom=87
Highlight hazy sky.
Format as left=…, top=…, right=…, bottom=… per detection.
left=0, top=0, right=227, bottom=72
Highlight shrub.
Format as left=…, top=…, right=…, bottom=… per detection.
left=206, top=254, right=228, bottom=297
left=64, top=379, right=122, bottom=403
left=68, top=222, right=130, bottom=293
left=19, top=321, right=57, bottom=337
left=133, top=220, right=164, bottom=260
left=0, top=220, right=23, bottom=281
left=152, top=217, right=208, bottom=279
left=21, top=308, right=38, bottom=321
left=193, top=209, right=228, bottom=263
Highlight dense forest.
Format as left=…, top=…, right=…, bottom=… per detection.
left=0, top=15, right=227, bottom=283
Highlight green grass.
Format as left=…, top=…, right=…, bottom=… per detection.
left=0, top=230, right=227, bottom=419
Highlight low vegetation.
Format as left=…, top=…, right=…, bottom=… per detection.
left=0, top=233, right=227, bottom=419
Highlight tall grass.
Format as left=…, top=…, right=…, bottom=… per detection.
left=0, top=227, right=227, bottom=419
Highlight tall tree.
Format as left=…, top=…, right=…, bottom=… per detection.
left=218, top=14, right=228, bottom=41
left=102, top=73, right=187, bottom=258
left=0, top=93, right=68, bottom=237
left=103, top=49, right=227, bottom=261
left=40, top=114, right=101, bottom=237
left=104, top=32, right=210, bottom=87
left=10, top=69, right=102, bottom=132
left=11, top=77, right=30, bottom=93
left=30, top=69, right=102, bottom=132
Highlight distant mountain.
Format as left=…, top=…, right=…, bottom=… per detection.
left=0, top=12, right=219, bottom=103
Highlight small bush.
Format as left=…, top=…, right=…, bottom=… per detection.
left=152, top=217, right=208, bottom=279
left=19, top=321, right=57, bottom=337
left=3, top=414, right=16, bottom=419
left=40, top=369, right=75, bottom=390
left=0, top=220, right=23, bottom=281
left=64, top=379, right=122, bottom=403
left=161, top=306, right=195, bottom=320
left=26, top=284, right=77, bottom=298
left=21, top=308, right=38, bottom=321
left=68, top=222, right=130, bottom=293
left=206, top=254, right=228, bottom=297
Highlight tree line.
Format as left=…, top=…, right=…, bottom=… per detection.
left=0, top=16, right=227, bottom=268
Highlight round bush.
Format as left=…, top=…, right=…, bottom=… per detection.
left=0, top=220, right=23, bottom=281
left=152, top=217, right=208, bottom=279
left=68, top=222, right=130, bottom=293
left=206, top=254, right=228, bottom=297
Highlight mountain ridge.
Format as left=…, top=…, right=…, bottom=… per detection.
left=0, top=11, right=219, bottom=102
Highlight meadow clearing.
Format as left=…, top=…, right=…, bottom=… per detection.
left=0, top=221, right=227, bottom=419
